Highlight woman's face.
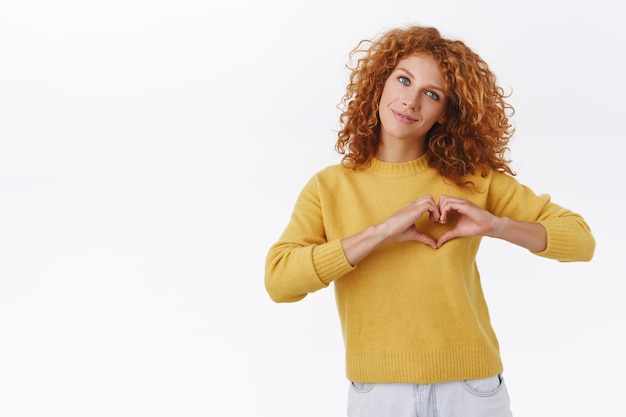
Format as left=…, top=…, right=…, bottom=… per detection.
left=378, top=53, right=447, bottom=147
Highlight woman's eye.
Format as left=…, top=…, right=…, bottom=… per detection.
left=426, top=90, right=440, bottom=100
left=398, top=76, right=410, bottom=85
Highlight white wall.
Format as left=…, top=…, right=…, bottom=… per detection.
left=0, top=0, right=623, bottom=416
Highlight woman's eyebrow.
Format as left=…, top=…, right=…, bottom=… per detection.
left=396, top=67, right=446, bottom=93
left=396, top=67, right=415, bottom=78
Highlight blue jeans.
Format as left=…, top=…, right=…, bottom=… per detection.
left=347, top=374, right=513, bottom=417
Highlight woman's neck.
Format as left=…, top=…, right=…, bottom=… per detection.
left=375, top=138, right=426, bottom=163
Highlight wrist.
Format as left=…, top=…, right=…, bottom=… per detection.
left=486, top=216, right=508, bottom=239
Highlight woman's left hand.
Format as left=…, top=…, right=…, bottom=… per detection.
left=436, top=195, right=497, bottom=247
left=436, top=195, right=548, bottom=252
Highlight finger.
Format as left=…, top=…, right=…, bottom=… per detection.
left=428, top=206, right=441, bottom=223
left=437, top=196, right=450, bottom=223
left=415, top=232, right=438, bottom=249
left=439, top=203, right=456, bottom=224
left=438, top=197, right=467, bottom=223
left=409, top=199, right=440, bottom=222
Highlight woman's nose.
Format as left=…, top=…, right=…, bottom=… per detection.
left=403, top=94, right=420, bottom=110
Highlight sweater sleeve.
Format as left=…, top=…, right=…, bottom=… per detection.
left=265, top=174, right=355, bottom=303
left=486, top=173, right=596, bottom=262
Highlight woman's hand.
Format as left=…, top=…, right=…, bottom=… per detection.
left=436, top=195, right=547, bottom=252
left=341, top=195, right=441, bottom=265
left=341, top=194, right=547, bottom=266
left=379, top=194, right=441, bottom=248
left=436, top=195, right=498, bottom=247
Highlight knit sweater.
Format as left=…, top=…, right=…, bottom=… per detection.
left=265, top=156, right=595, bottom=384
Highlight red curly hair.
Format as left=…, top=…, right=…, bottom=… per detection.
left=336, top=26, right=515, bottom=187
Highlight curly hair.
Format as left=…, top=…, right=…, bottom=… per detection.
left=336, top=26, right=515, bottom=187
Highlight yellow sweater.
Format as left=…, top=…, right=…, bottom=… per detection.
left=265, top=156, right=595, bottom=383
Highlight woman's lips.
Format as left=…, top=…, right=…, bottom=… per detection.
left=392, top=109, right=417, bottom=123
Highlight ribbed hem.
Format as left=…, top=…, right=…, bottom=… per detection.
left=312, top=240, right=356, bottom=285
left=346, top=347, right=503, bottom=384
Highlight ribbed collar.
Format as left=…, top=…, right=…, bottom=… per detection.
left=367, top=155, right=430, bottom=177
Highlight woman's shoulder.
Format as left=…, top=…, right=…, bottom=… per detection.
left=454, top=168, right=523, bottom=197
left=312, top=162, right=354, bottom=179
left=468, top=167, right=520, bottom=186
left=298, top=163, right=359, bottom=194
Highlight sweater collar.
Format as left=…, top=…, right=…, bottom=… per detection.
left=367, top=155, right=430, bottom=177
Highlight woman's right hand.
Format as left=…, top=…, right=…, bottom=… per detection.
left=341, top=195, right=440, bottom=265
left=378, top=194, right=441, bottom=247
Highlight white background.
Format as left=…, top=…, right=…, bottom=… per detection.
left=1, top=0, right=624, bottom=416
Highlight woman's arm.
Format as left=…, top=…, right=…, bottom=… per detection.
left=436, top=193, right=595, bottom=261
left=267, top=193, right=445, bottom=302
left=488, top=216, right=547, bottom=252
left=436, top=195, right=547, bottom=251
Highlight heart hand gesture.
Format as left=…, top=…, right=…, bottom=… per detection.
left=436, top=195, right=498, bottom=247
left=342, top=194, right=545, bottom=266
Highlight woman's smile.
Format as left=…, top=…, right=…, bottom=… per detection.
left=391, top=109, right=418, bottom=123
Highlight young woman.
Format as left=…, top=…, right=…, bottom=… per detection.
left=265, top=25, right=595, bottom=417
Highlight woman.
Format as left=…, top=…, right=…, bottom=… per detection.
left=265, top=25, right=595, bottom=417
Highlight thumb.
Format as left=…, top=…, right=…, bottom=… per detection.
left=414, top=232, right=438, bottom=249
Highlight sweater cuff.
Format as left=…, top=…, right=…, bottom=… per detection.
left=534, top=218, right=594, bottom=262
left=313, top=240, right=356, bottom=285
